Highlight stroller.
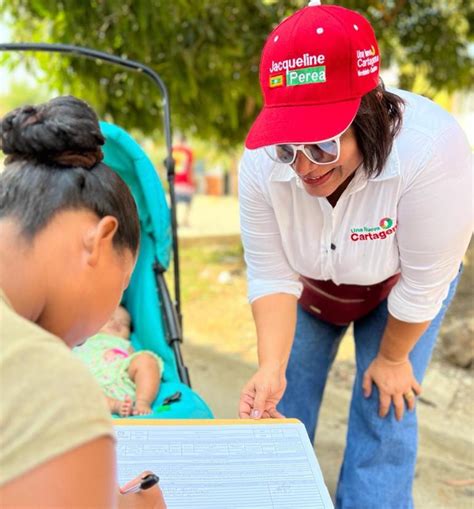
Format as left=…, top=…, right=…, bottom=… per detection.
left=0, top=43, right=213, bottom=419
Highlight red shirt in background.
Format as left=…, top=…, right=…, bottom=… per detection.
left=172, top=144, right=194, bottom=193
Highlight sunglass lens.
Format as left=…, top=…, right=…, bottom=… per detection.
left=264, top=145, right=283, bottom=163
left=306, top=140, right=338, bottom=163
left=275, top=144, right=295, bottom=164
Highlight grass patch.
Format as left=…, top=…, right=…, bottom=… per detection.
left=168, top=238, right=257, bottom=364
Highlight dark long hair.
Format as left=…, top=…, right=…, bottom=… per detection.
left=352, top=82, right=405, bottom=178
left=0, top=96, right=140, bottom=254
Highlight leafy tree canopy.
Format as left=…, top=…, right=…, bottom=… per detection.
left=2, top=0, right=473, bottom=147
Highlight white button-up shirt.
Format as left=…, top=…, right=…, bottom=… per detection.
left=239, top=89, right=473, bottom=322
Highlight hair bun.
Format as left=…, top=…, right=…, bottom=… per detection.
left=0, top=96, right=105, bottom=169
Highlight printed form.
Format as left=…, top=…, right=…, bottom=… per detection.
left=115, top=419, right=334, bottom=509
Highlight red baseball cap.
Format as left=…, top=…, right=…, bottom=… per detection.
left=245, top=1, right=380, bottom=149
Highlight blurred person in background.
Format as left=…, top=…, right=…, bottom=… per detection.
left=172, top=135, right=195, bottom=227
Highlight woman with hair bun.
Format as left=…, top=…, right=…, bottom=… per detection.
left=0, top=96, right=165, bottom=508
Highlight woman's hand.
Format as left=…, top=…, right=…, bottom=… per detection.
left=362, top=354, right=422, bottom=421
left=239, top=365, right=287, bottom=419
left=118, top=471, right=166, bottom=509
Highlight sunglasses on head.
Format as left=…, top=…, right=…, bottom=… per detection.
left=263, top=133, right=342, bottom=166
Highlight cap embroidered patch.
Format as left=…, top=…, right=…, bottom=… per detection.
left=287, top=66, right=326, bottom=86
left=269, top=74, right=284, bottom=88
left=356, top=46, right=379, bottom=77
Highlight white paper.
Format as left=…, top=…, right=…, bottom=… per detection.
left=115, top=421, right=334, bottom=509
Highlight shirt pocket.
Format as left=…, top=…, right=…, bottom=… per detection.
left=333, top=220, right=401, bottom=285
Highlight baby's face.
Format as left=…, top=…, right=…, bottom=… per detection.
left=100, top=306, right=131, bottom=339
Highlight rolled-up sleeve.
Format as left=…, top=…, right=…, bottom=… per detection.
left=239, top=150, right=302, bottom=303
left=388, top=121, right=473, bottom=322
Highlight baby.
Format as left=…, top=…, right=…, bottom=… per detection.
left=74, top=306, right=163, bottom=417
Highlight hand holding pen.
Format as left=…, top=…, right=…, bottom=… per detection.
left=118, top=471, right=166, bottom=509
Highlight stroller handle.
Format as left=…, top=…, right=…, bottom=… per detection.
left=0, top=43, right=171, bottom=151
left=0, top=42, right=183, bottom=325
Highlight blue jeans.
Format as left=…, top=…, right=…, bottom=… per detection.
left=278, top=270, right=461, bottom=509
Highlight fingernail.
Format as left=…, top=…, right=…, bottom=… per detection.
left=251, top=409, right=260, bottom=418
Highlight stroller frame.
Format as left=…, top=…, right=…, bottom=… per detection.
left=0, top=42, right=191, bottom=386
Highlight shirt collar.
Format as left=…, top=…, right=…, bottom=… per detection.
left=268, top=138, right=401, bottom=183
left=268, top=159, right=294, bottom=182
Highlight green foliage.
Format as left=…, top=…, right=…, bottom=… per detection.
left=2, top=0, right=473, bottom=146
left=0, top=80, right=49, bottom=115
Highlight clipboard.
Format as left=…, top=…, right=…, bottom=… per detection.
left=115, top=418, right=334, bottom=509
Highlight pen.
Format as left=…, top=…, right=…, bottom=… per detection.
left=162, top=391, right=182, bottom=405
left=154, top=391, right=182, bottom=412
left=120, top=473, right=160, bottom=494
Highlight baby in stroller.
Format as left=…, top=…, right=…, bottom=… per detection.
left=74, top=306, right=163, bottom=417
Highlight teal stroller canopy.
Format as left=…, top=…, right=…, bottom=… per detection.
left=101, top=122, right=212, bottom=419
left=100, top=122, right=171, bottom=269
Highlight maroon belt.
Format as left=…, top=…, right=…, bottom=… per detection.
left=299, top=274, right=400, bottom=325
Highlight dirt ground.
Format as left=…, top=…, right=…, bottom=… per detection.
left=177, top=195, right=474, bottom=509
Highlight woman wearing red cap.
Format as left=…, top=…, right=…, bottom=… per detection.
left=238, top=2, right=472, bottom=508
